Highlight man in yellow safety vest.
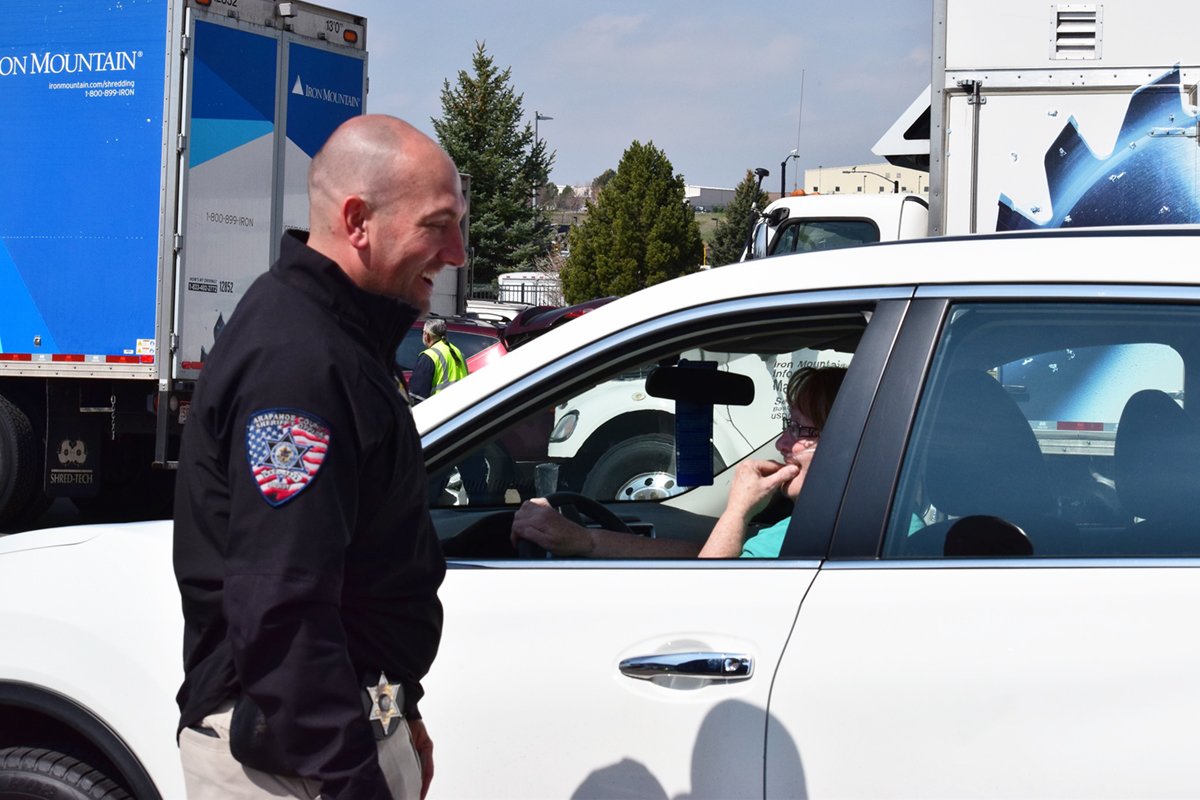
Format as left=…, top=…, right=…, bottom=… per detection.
left=409, top=318, right=468, bottom=403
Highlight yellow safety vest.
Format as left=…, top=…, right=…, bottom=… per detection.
left=420, top=338, right=468, bottom=394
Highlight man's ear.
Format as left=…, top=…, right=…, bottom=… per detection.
left=343, top=196, right=370, bottom=249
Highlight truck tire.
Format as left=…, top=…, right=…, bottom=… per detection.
left=0, top=396, right=42, bottom=531
left=581, top=433, right=726, bottom=502
left=0, top=747, right=130, bottom=800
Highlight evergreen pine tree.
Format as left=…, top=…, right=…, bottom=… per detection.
left=561, top=141, right=702, bottom=303
left=709, top=170, right=771, bottom=267
left=432, top=42, right=555, bottom=286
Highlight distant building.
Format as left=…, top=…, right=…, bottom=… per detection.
left=800, top=162, right=929, bottom=196
left=552, top=182, right=739, bottom=211
left=684, top=185, right=736, bottom=211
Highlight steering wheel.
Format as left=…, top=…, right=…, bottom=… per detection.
left=516, top=491, right=633, bottom=559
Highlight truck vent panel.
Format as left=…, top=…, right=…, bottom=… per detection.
left=1052, top=4, right=1101, bottom=60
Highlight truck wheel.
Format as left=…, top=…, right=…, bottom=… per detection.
left=581, top=433, right=725, bottom=502
left=0, top=396, right=42, bottom=531
left=0, top=747, right=130, bottom=800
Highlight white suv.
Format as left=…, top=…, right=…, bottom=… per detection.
left=6, top=229, right=1200, bottom=799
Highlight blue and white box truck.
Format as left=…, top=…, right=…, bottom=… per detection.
left=0, top=0, right=367, bottom=527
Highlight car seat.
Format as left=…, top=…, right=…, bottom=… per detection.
left=902, top=369, right=1080, bottom=557
left=1112, top=389, right=1200, bottom=555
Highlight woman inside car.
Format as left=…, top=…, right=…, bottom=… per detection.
left=510, top=366, right=848, bottom=558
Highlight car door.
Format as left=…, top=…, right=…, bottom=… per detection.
left=769, top=290, right=1200, bottom=798
left=418, top=292, right=911, bottom=799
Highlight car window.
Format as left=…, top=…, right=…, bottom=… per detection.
left=432, top=340, right=852, bottom=507
left=427, top=309, right=869, bottom=556
left=395, top=328, right=426, bottom=371
left=447, top=331, right=500, bottom=360
left=395, top=326, right=498, bottom=371
left=770, top=219, right=880, bottom=255
left=883, top=303, right=1196, bottom=559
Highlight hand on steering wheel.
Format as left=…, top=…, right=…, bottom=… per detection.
left=516, top=491, right=632, bottom=559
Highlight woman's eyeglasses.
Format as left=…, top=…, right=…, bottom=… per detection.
left=783, top=418, right=821, bottom=439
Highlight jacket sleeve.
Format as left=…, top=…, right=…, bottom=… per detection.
left=409, top=352, right=434, bottom=403
left=222, top=380, right=390, bottom=798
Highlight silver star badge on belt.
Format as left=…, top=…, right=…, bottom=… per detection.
left=367, top=672, right=402, bottom=736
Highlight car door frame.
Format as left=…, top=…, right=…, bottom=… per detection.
left=418, top=286, right=919, bottom=799
left=767, top=282, right=1200, bottom=797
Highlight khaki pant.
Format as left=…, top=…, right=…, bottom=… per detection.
left=179, top=703, right=423, bottom=799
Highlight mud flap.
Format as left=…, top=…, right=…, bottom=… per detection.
left=44, top=383, right=104, bottom=498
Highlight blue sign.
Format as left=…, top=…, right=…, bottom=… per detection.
left=0, top=0, right=166, bottom=356
left=287, top=42, right=366, bottom=158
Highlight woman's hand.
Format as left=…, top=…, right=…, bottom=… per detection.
left=699, top=459, right=800, bottom=558
left=725, top=459, right=801, bottom=521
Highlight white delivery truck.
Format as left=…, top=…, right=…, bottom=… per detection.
left=0, top=0, right=368, bottom=528
left=750, top=0, right=1200, bottom=253
left=872, top=0, right=1200, bottom=236
left=745, top=191, right=930, bottom=259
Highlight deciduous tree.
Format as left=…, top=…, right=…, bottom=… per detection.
left=591, top=168, right=616, bottom=196
left=555, top=185, right=580, bottom=211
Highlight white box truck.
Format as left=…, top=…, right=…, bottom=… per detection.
left=0, top=0, right=368, bottom=528
left=873, top=0, right=1200, bottom=236
left=750, top=0, right=1200, bottom=254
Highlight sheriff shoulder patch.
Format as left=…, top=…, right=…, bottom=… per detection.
left=245, top=409, right=331, bottom=506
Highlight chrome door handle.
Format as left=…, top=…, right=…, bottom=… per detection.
left=619, top=652, right=753, bottom=682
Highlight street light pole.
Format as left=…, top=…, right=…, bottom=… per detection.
left=533, top=111, right=553, bottom=208
left=780, top=150, right=799, bottom=197
left=842, top=167, right=899, bottom=194
left=535, top=111, right=553, bottom=147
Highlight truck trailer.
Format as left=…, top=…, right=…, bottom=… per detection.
left=873, top=0, right=1200, bottom=236
left=0, top=0, right=368, bottom=528
left=749, top=0, right=1200, bottom=255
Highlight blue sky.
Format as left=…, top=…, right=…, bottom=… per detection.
left=345, top=0, right=931, bottom=189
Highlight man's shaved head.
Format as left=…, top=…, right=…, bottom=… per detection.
left=304, top=115, right=466, bottom=310
left=309, top=116, right=425, bottom=230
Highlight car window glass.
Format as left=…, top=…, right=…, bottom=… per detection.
left=431, top=342, right=851, bottom=508
left=770, top=219, right=880, bottom=255
left=427, top=310, right=868, bottom=558
left=883, top=303, right=1194, bottom=559
left=395, top=326, right=499, bottom=371
left=394, top=328, right=425, bottom=371
left=448, top=331, right=499, bottom=360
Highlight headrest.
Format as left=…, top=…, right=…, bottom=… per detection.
left=1115, top=389, right=1200, bottom=521
left=924, top=370, right=1051, bottom=519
